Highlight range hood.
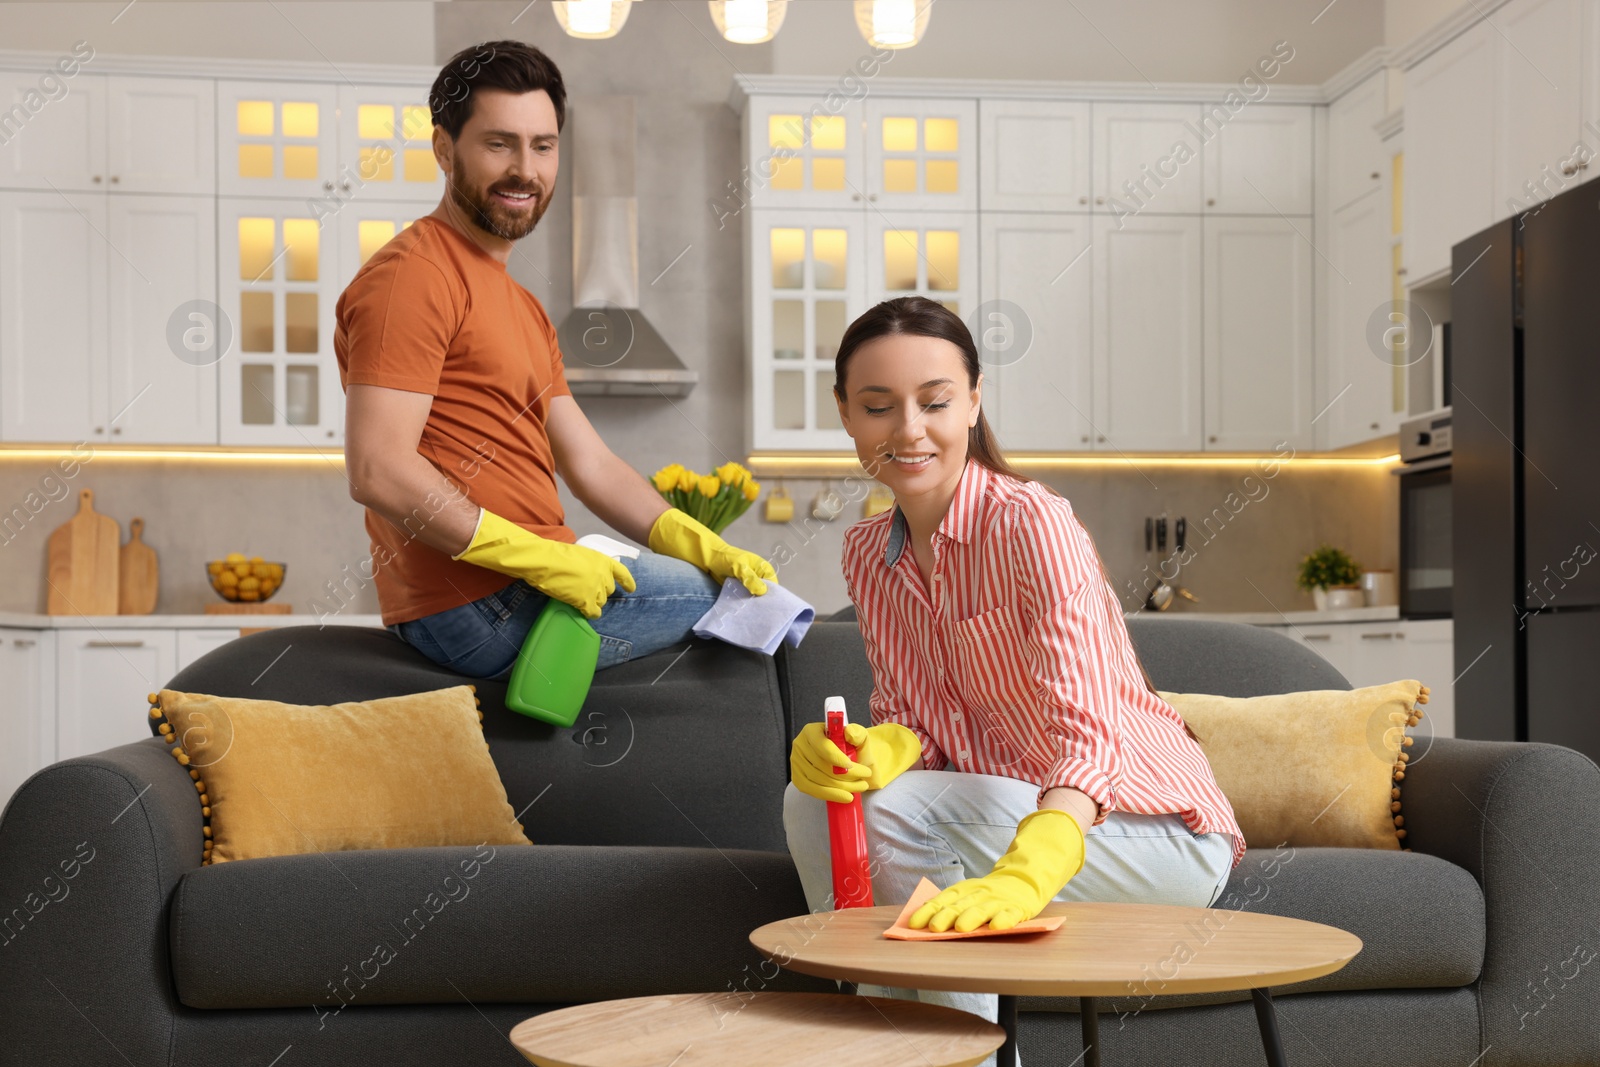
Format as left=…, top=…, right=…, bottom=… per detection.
left=556, top=96, right=698, bottom=397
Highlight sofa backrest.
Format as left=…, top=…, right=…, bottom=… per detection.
left=166, top=625, right=793, bottom=853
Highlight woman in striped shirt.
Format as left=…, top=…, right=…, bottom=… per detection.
left=783, top=296, right=1243, bottom=1051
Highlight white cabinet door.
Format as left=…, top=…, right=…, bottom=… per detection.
left=866, top=211, right=978, bottom=314
left=1092, top=103, right=1204, bottom=215
left=107, top=195, right=217, bottom=444
left=0, top=191, right=106, bottom=443
left=1328, top=71, right=1389, bottom=212
left=747, top=209, right=864, bottom=451
left=1202, top=106, right=1314, bottom=215
left=335, top=85, right=445, bottom=204
left=218, top=197, right=343, bottom=446
left=1493, top=0, right=1587, bottom=212
left=176, top=629, right=240, bottom=674
left=979, top=212, right=1093, bottom=449
left=863, top=98, right=978, bottom=212
left=1203, top=216, right=1313, bottom=451
left=1092, top=214, right=1203, bottom=451
left=217, top=81, right=339, bottom=198
left=1345, top=619, right=1455, bottom=739
left=979, top=99, right=1092, bottom=212
left=1404, top=21, right=1497, bottom=282
left=1282, top=624, right=1356, bottom=682
left=1324, top=188, right=1402, bottom=449
left=106, top=75, right=215, bottom=195
left=0, top=629, right=55, bottom=806
left=56, top=629, right=176, bottom=762
left=744, top=96, right=864, bottom=211
left=0, top=70, right=106, bottom=191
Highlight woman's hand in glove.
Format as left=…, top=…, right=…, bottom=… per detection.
left=909, top=808, right=1086, bottom=932
left=790, top=722, right=921, bottom=804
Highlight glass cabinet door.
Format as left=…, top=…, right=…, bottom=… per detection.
left=217, top=81, right=338, bottom=198
left=745, top=96, right=865, bottom=210
left=336, top=86, right=445, bottom=203
left=865, top=214, right=977, bottom=320
left=218, top=199, right=342, bottom=446
left=748, top=210, right=863, bottom=451
left=864, top=99, right=978, bottom=212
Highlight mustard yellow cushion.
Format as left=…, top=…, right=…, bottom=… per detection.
left=148, top=685, right=532, bottom=864
left=1160, top=680, right=1430, bottom=851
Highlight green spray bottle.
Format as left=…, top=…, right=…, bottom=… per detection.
left=504, top=599, right=600, bottom=728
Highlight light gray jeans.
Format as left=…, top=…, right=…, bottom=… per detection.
left=783, top=769, right=1237, bottom=1067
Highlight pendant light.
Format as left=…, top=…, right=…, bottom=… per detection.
left=708, top=0, right=788, bottom=44
left=551, top=0, right=635, bottom=40
left=853, top=0, right=931, bottom=49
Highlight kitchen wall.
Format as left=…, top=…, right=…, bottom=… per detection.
left=0, top=0, right=1401, bottom=620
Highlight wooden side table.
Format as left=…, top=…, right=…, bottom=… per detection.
left=510, top=991, right=1005, bottom=1067
left=750, top=902, right=1362, bottom=1067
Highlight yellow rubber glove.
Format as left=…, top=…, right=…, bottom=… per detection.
left=451, top=508, right=636, bottom=620
left=909, top=808, right=1086, bottom=933
left=790, top=722, right=922, bottom=804
left=648, top=507, right=776, bottom=596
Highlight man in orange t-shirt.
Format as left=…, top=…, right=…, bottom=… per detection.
left=334, top=39, right=774, bottom=680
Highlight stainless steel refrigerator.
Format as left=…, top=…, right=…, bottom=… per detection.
left=1451, top=178, right=1600, bottom=764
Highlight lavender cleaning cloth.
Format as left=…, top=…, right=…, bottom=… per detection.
left=691, top=576, right=815, bottom=656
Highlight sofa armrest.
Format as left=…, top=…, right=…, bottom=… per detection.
left=1402, top=736, right=1600, bottom=1063
left=0, top=738, right=203, bottom=1065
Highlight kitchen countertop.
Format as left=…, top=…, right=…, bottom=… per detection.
left=1123, top=605, right=1404, bottom=626
left=0, top=612, right=385, bottom=629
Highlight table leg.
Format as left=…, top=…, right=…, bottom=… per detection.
left=997, top=994, right=1017, bottom=1067
left=1080, top=996, right=1101, bottom=1067
left=1250, top=988, right=1288, bottom=1067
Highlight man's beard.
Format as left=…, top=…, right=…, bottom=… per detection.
left=448, top=169, right=551, bottom=242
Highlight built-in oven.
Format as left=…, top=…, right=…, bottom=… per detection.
left=1395, top=407, right=1452, bottom=618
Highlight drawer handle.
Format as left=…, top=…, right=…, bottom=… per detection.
left=87, top=640, right=146, bottom=648
left=12, top=638, right=37, bottom=648
left=1302, top=633, right=1332, bottom=642
left=1360, top=632, right=1404, bottom=640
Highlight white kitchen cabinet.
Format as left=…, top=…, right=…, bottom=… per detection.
left=1092, top=214, right=1204, bottom=452
left=866, top=211, right=977, bottom=318
left=107, top=194, right=217, bottom=445
left=55, top=628, right=176, bottom=762
left=106, top=75, right=215, bottom=195
left=864, top=98, right=977, bottom=212
left=1203, top=216, right=1314, bottom=451
left=743, top=95, right=865, bottom=211
left=978, top=212, right=1093, bottom=450
left=335, top=85, right=445, bottom=204
left=1494, top=0, right=1590, bottom=211
left=1344, top=619, right=1456, bottom=739
left=1327, top=71, right=1389, bottom=212
left=218, top=197, right=343, bottom=446
left=176, top=628, right=241, bottom=673
left=0, top=629, right=55, bottom=807
left=978, top=99, right=1092, bottom=213
left=1404, top=21, right=1497, bottom=282
left=217, top=80, right=341, bottom=199
left=1202, top=106, right=1314, bottom=216
left=1324, top=187, right=1403, bottom=449
left=746, top=208, right=864, bottom=451
left=1092, top=103, right=1204, bottom=216
left=0, top=190, right=106, bottom=443
left=0, top=69, right=105, bottom=191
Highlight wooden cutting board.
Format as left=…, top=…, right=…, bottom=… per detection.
left=46, top=489, right=120, bottom=615
left=118, top=516, right=158, bottom=614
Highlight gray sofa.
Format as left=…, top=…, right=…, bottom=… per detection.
left=1, top=616, right=1596, bottom=1066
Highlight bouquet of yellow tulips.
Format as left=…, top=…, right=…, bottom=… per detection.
left=651, top=461, right=761, bottom=535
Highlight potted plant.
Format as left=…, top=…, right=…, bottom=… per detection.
left=1297, top=544, right=1363, bottom=611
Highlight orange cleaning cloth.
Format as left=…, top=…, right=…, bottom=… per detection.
left=883, top=877, right=1066, bottom=941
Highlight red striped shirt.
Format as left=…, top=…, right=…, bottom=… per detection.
left=842, top=459, right=1245, bottom=870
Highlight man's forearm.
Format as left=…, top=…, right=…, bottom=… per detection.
left=350, top=453, right=483, bottom=557
left=569, top=450, right=670, bottom=546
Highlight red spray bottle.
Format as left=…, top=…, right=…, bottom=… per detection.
left=824, top=696, right=874, bottom=909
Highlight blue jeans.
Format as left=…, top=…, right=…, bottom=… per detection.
left=386, top=550, right=720, bottom=681
left=784, top=770, right=1237, bottom=1067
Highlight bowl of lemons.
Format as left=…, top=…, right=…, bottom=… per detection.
left=206, top=554, right=286, bottom=603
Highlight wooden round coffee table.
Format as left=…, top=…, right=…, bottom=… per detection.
left=509, top=991, right=1005, bottom=1067
left=750, top=902, right=1362, bottom=1067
